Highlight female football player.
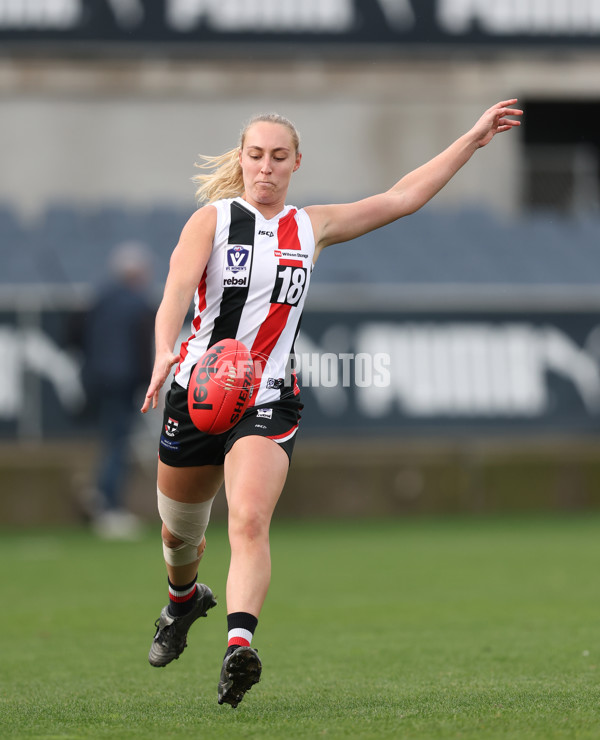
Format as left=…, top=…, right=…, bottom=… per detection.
left=141, top=99, right=522, bottom=707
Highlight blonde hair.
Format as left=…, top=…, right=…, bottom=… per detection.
left=193, top=113, right=301, bottom=204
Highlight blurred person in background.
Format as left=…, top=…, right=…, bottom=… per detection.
left=141, top=100, right=522, bottom=707
left=81, top=240, right=155, bottom=539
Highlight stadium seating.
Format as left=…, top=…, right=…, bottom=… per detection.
left=1, top=202, right=599, bottom=288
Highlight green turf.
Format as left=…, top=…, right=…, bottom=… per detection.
left=1, top=515, right=599, bottom=738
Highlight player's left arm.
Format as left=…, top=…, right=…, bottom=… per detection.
left=306, top=99, right=522, bottom=256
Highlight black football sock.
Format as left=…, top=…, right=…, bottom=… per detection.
left=225, top=611, right=258, bottom=658
left=167, top=576, right=198, bottom=617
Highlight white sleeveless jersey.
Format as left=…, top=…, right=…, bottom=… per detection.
left=175, top=197, right=316, bottom=406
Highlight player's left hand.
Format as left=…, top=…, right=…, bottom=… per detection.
left=470, top=99, right=523, bottom=148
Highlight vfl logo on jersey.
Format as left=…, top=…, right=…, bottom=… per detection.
left=226, top=245, right=251, bottom=273
left=223, top=244, right=252, bottom=288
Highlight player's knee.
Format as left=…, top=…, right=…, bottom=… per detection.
left=229, top=507, right=270, bottom=544
left=161, top=522, right=183, bottom=549
left=157, top=487, right=215, bottom=565
left=161, top=535, right=205, bottom=567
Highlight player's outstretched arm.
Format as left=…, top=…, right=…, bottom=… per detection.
left=141, top=205, right=217, bottom=413
left=307, top=99, right=522, bottom=253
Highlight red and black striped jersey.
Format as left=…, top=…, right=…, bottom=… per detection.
left=175, top=197, right=315, bottom=406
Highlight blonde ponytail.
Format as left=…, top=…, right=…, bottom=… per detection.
left=193, top=148, right=244, bottom=204
left=193, top=113, right=301, bottom=205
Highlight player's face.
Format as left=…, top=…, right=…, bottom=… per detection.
left=239, top=122, right=301, bottom=211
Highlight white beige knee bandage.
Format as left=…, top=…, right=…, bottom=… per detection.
left=157, top=487, right=215, bottom=567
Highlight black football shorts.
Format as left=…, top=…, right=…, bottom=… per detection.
left=158, top=380, right=303, bottom=468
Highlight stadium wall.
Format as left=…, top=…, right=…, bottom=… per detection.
left=3, top=437, right=600, bottom=527
left=1, top=53, right=599, bottom=221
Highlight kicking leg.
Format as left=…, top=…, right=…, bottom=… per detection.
left=148, top=461, right=223, bottom=667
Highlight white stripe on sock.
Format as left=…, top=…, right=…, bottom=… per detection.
left=169, top=582, right=197, bottom=598
left=228, top=627, right=253, bottom=644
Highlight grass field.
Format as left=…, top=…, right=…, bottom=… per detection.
left=1, top=514, right=599, bottom=738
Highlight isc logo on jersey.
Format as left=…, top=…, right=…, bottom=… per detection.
left=224, top=244, right=252, bottom=288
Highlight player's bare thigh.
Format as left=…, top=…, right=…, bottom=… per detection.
left=158, top=459, right=224, bottom=504
left=224, top=436, right=289, bottom=521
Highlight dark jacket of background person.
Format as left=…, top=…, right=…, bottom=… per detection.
left=82, top=278, right=154, bottom=402
left=79, top=242, right=155, bottom=534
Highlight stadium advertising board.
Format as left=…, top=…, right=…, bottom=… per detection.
left=2, top=304, right=600, bottom=440
left=297, top=309, right=600, bottom=437
left=1, top=0, right=599, bottom=50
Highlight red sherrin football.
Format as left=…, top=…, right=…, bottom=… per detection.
left=187, top=339, right=254, bottom=435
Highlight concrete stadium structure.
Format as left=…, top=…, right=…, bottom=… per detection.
left=0, top=52, right=598, bottom=221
